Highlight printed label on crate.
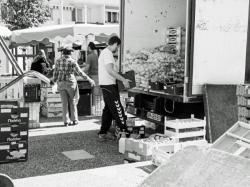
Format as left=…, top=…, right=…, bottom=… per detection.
left=0, top=145, right=10, bottom=150
left=6, top=149, right=27, bottom=160
left=0, top=127, right=11, bottom=132
left=1, top=109, right=11, bottom=113
left=20, top=131, right=28, bottom=136
left=18, top=143, right=25, bottom=148
left=20, top=113, right=28, bottom=118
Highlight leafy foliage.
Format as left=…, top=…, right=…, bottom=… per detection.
left=1, top=0, right=51, bottom=30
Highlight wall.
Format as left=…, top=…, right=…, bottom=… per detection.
left=90, top=5, right=104, bottom=24
left=123, top=0, right=186, bottom=53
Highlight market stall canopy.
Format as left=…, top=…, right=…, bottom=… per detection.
left=10, top=24, right=119, bottom=47
left=0, top=25, right=12, bottom=38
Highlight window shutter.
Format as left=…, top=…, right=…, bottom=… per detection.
left=72, top=8, right=76, bottom=21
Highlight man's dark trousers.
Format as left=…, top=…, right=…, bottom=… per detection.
left=99, top=84, right=127, bottom=134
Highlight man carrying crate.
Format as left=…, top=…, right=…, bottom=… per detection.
left=98, top=36, right=131, bottom=141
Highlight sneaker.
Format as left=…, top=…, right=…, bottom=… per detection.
left=65, top=122, right=73, bottom=126
left=98, top=133, right=116, bottom=141
left=72, top=120, right=78, bottom=126
left=98, top=134, right=108, bottom=142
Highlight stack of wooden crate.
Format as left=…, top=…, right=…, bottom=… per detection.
left=166, top=27, right=186, bottom=57
left=41, top=86, right=62, bottom=118
left=236, top=85, right=250, bottom=123
left=0, top=107, right=29, bottom=163
left=164, top=116, right=206, bottom=143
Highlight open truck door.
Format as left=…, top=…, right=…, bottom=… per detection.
left=189, top=0, right=250, bottom=96
left=120, top=0, right=250, bottom=103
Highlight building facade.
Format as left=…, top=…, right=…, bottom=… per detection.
left=46, top=0, right=120, bottom=25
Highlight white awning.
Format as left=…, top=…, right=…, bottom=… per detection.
left=0, top=26, right=12, bottom=38
left=11, top=24, right=119, bottom=46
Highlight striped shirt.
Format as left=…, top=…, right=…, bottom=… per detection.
left=53, top=56, right=87, bottom=82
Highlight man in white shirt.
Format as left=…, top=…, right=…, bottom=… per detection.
left=98, top=36, right=131, bottom=140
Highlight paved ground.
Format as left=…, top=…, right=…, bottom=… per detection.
left=0, top=117, right=151, bottom=186
left=13, top=161, right=151, bottom=187
left=0, top=118, right=125, bottom=179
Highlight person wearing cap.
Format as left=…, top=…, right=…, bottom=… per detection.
left=98, top=36, right=131, bottom=141
left=51, top=45, right=95, bottom=126
left=84, top=42, right=100, bottom=105
left=31, top=49, right=51, bottom=76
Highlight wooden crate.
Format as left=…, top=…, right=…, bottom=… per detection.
left=41, top=101, right=63, bottom=118
left=236, top=84, right=250, bottom=97
left=164, top=117, right=206, bottom=143
left=237, top=96, right=250, bottom=107
left=238, top=106, right=250, bottom=118
left=0, top=76, right=23, bottom=100
left=41, top=87, right=60, bottom=102
left=23, top=102, right=40, bottom=129
left=46, top=111, right=63, bottom=118
left=41, top=86, right=62, bottom=118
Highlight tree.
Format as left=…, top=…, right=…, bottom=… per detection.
left=1, top=0, right=51, bottom=30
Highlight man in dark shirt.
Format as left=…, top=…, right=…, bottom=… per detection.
left=31, top=49, right=50, bottom=75
left=85, top=42, right=100, bottom=105
left=85, top=42, right=98, bottom=77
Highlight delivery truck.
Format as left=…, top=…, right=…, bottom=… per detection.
left=119, top=0, right=250, bottom=125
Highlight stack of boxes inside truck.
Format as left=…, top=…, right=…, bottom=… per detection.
left=0, top=106, right=29, bottom=163
left=237, top=85, right=250, bottom=123
left=121, top=115, right=208, bottom=165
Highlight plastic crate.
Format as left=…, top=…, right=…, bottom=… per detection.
left=0, top=141, right=28, bottom=163
left=0, top=130, right=28, bottom=143
left=0, top=108, right=29, bottom=124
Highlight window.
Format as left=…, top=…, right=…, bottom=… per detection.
left=105, top=11, right=119, bottom=23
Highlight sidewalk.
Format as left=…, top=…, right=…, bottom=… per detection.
left=13, top=161, right=151, bottom=187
